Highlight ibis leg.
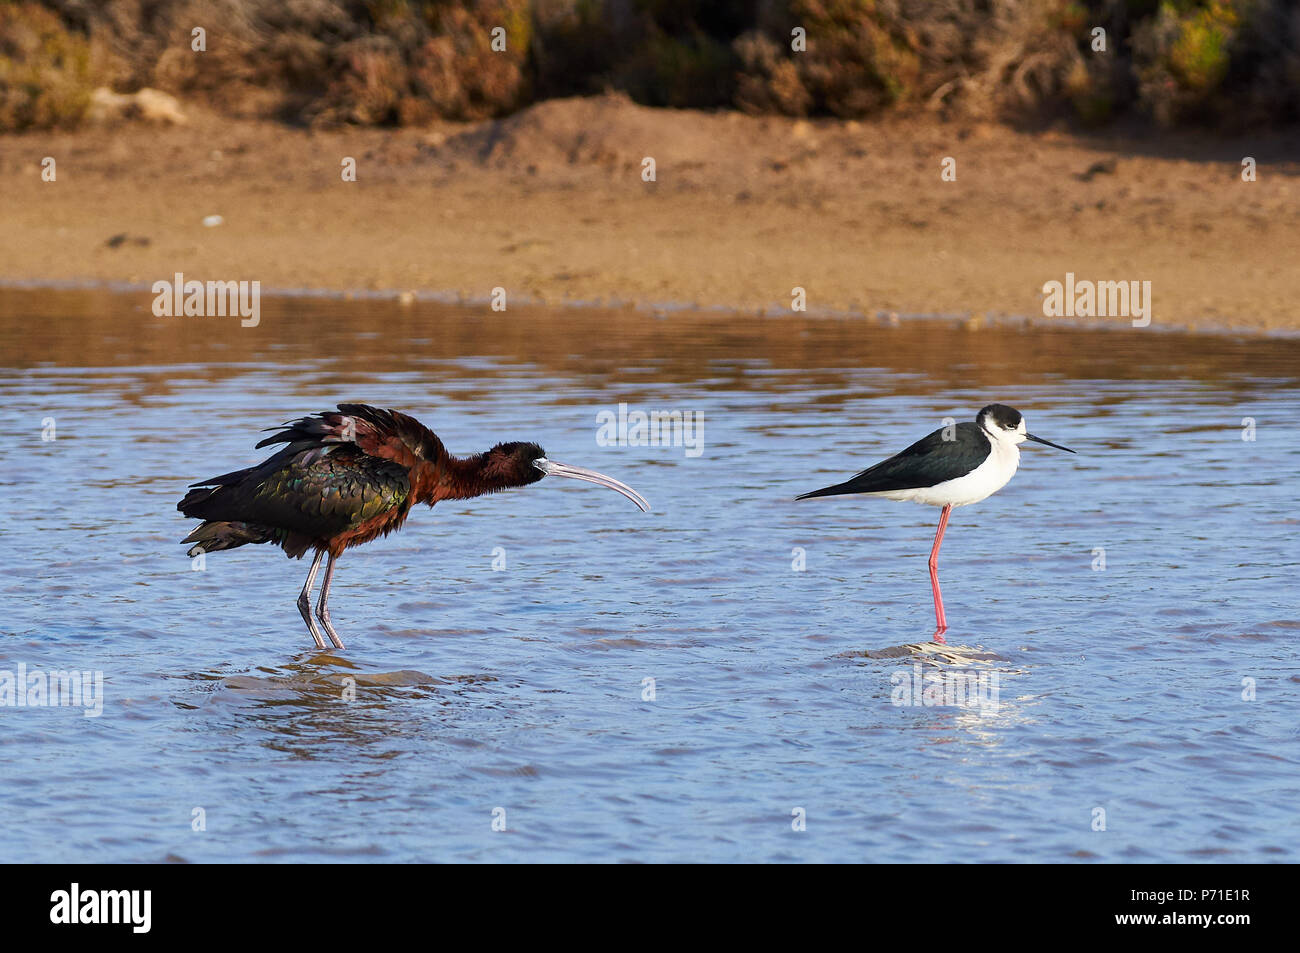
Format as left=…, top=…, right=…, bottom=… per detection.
left=297, top=551, right=328, bottom=650
left=927, top=504, right=952, bottom=644
left=316, top=553, right=345, bottom=650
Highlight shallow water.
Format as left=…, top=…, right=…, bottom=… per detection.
left=1, top=287, right=1297, bottom=863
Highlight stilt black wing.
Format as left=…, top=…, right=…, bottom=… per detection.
left=797, top=421, right=991, bottom=499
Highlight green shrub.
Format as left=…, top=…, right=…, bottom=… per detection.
left=1133, top=0, right=1241, bottom=126
left=0, top=3, right=97, bottom=131
left=1169, top=2, right=1236, bottom=91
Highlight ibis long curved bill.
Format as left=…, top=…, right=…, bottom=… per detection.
left=534, top=458, right=651, bottom=512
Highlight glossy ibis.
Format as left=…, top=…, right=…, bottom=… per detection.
left=178, top=403, right=649, bottom=650
left=796, top=404, right=1074, bottom=643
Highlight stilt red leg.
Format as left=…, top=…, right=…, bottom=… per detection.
left=928, top=504, right=952, bottom=644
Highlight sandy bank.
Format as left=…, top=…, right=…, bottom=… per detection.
left=3, top=94, right=1298, bottom=332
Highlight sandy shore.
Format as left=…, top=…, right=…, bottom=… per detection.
left=3, top=94, right=1298, bottom=332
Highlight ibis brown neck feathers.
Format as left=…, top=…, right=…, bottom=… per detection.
left=412, top=450, right=533, bottom=504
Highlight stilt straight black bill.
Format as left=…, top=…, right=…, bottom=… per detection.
left=1026, top=434, right=1075, bottom=453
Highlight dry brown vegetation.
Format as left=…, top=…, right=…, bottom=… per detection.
left=2, top=1, right=1297, bottom=132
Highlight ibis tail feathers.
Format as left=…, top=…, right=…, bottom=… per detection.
left=181, top=520, right=274, bottom=556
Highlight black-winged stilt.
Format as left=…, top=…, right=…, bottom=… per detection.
left=796, top=404, right=1074, bottom=644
